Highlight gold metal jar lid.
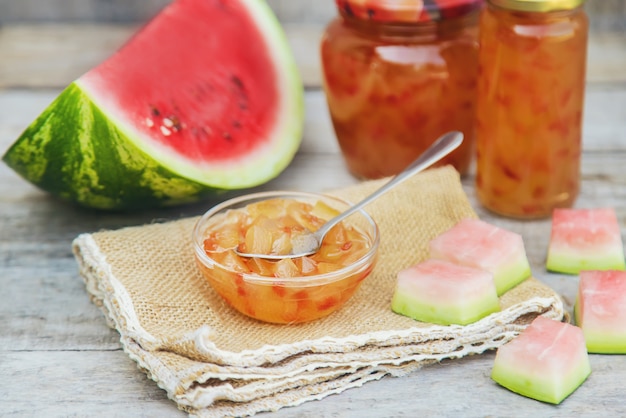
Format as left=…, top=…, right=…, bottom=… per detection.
left=488, top=0, right=585, bottom=12
left=336, top=0, right=484, bottom=23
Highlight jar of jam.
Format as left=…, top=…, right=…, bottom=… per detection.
left=320, top=0, right=483, bottom=179
left=475, top=0, right=588, bottom=218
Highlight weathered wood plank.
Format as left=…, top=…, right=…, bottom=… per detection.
left=1, top=24, right=625, bottom=89
left=0, top=351, right=184, bottom=417
left=0, top=23, right=324, bottom=89
left=0, top=24, right=135, bottom=88
left=2, top=252, right=122, bottom=351
left=262, top=353, right=626, bottom=417
left=0, top=0, right=337, bottom=25
left=1, top=349, right=625, bottom=417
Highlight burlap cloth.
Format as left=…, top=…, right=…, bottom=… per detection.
left=72, top=166, right=564, bottom=417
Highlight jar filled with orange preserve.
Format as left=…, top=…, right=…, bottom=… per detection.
left=475, top=0, right=588, bottom=218
left=320, top=0, right=483, bottom=179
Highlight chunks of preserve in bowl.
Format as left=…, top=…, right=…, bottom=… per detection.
left=202, top=198, right=372, bottom=272
left=194, top=194, right=379, bottom=323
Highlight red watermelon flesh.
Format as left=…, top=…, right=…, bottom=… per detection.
left=491, top=316, right=591, bottom=405
left=391, top=259, right=500, bottom=325
left=575, top=270, right=626, bottom=353
left=81, top=0, right=281, bottom=166
left=546, top=208, right=626, bottom=274
left=2, top=0, right=303, bottom=210
left=429, top=218, right=532, bottom=295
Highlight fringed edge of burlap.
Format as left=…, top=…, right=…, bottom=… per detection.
left=185, top=361, right=429, bottom=418
left=73, top=231, right=565, bottom=417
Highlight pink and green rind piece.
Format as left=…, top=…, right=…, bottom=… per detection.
left=490, top=252, right=532, bottom=296
left=491, top=316, right=591, bottom=405
left=391, top=259, right=500, bottom=326
left=548, top=243, right=626, bottom=275
left=574, top=270, right=626, bottom=354
left=546, top=208, right=626, bottom=274
left=429, top=218, right=532, bottom=296
left=2, top=0, right=304, bottom=210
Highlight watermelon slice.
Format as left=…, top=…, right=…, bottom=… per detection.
left=575, top=270, right=626, bottom=353
left=429, top=219, right=532, bottom=295
left=2, top=0, right=303, bottom=210
left=546, top=208, right=626, bottom=274
left=391, top=259, right=500, bottom=325
left=491, top=316, right=591, bottom=405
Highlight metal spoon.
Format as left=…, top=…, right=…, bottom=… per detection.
left=235, top=131, right=463, bottom=260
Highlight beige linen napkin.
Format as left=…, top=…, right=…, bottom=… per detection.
left=72, top=166, right=564, bottom=417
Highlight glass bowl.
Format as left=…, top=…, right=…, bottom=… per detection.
left=192, top=191, right=380, bottom=324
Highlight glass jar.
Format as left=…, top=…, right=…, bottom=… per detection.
left=320, top=0, right=483, bottom=179
left=475, top=0, right=588, bottom=218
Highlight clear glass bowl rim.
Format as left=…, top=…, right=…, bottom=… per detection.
left=192, top=190, right=380, bottom=287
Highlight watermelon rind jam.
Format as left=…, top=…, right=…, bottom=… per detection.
left=2, top=0, right=304, bottom=210
left=491, top=316, right=591, bottom=405
left=574, top=270, right=626, bottom=354
left=391, top=259, right=501, bottom=326
left=546, top=208, right=626, bottom=275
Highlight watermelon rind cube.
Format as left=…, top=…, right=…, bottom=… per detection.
left=429, top=219, right=532, bottom=296
left=546, top=208, right=626, bottom=275
left=574, top=270, right=626, bottom=354
left=491, top=316, right=591, bottom=405
left=391, top=259, right=500, bottom=326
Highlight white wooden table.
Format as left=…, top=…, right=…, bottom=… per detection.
left=1, top=23, right=626, bottom=417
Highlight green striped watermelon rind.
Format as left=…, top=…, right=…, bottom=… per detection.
left=2, top=0, right=304, bottom=210
left=4, top=83, right=220, bottom=210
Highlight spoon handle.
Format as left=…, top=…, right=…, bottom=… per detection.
left=315, top=131, right=464, bottom=238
